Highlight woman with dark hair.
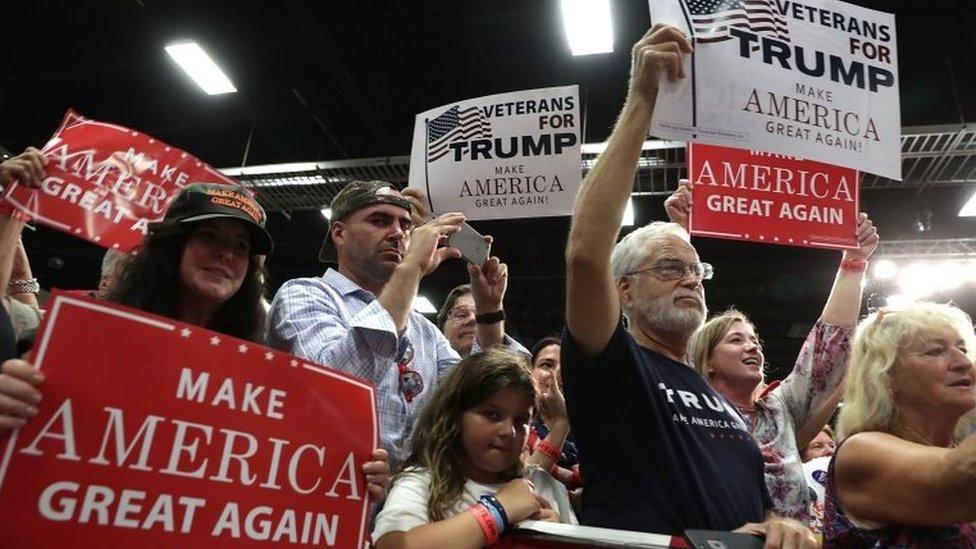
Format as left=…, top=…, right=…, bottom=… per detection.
left=0, top=182, right=390, bottom=498
left=106, top=183, right=272, bottom=342
left=437, top=284, right=475, bottom=357
left=526, top=336, right=581, bottom=491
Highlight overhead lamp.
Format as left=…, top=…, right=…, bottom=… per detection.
left=896, top=262, right=928, bottom=298
left=413, top=296, right=437, bottom=314
left=622, top=199, right=635, bottom=226
left=581, top=139, right=683, bottom=154
left=936, top=261, right=965, bottom=290
left=560, top=0, right=613, bottom=56
left=960, top=190, right=976, bottom=217
left=164, top=42, right=237, bottom=95
left=872, top=259, right=897, bottom=280
left=321, top=208, right=332, bottom=220
left=221, top=162, right=319, bottom=177
left=885, top=294, right=912, bottom=308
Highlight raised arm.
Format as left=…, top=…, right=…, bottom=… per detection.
left=565, top=25, right=692, bottom=357
left=779, top=213, right=878, bottom=432
left=0, top=148, right=44, bottom=311
left=836, top=431, right=976, bottom=525
left=821, top=212, right=877, bottom=326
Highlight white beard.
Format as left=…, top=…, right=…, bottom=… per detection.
left=634, top=290, right=707, bottom=335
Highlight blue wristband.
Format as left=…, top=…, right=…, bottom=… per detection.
left=479, top=500, right=506, bottom=534
left=480, top=494, right=509, bottom=528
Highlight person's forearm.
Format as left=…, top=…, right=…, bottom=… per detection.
left=376, top=513, right=487, bottom=549
left=527, top=420, right=570, bottom=471
left=10, top=241, right=38, bottom=308
left=378, top=263, right=424, bottom=334
left=0, top=216, right=27, bottom=307
left=821, top=262, right=865, bottom=327
left=474, top=321, right=504, bottom=350
left=567, top=97, right=654, bottom=262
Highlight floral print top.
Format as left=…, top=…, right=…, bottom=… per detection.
left=738, top=319, right=852, bottom=527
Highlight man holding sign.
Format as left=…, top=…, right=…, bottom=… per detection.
left=268, top=181, right=526, bottom=468
left=562, top=24, right=815, bottom=546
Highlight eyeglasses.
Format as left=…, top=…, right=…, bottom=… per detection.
left=448, top=307, right=475, bottom=323
left=626, top=259, right=714, bottom=281
left=396, top=340, right=423, bottom=403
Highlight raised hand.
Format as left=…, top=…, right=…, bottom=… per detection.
left=843, top=212, right=879, bottom=261
left=468, top=236, right=508, bottom=312
left=664, top=178, right=693, bottom=231
left=629, top=24, right=694, bottom=102
left=401, top=212, right=464, bottom=276
left=0, top=147, right=46, bottom=188
left=401, top=187, right=432, bottom=228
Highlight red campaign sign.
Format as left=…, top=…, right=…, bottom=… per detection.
left=687, top=143, right=859, bottom=250
left=1, top=110, right=241, bottom=252
left=0, top=292, right=378, bottom=548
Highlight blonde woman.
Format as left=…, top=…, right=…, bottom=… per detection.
left=823, top=303, right=976, bottom=546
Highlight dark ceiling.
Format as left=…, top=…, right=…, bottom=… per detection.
left=3, top=0, right=976, bottom=375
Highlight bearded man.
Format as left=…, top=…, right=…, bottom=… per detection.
left=560, top=24, right=816, bottom=547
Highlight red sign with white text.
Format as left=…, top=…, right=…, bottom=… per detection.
left=688, top=143, right=859, bottom=250
left=0, top=293, right=378, bottom=547
left=2, top=110, right=242, bottom=252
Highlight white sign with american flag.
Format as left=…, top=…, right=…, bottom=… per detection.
left=408, top=85, right=581, bottom=220
left=647, top=0, right=900, bottom=180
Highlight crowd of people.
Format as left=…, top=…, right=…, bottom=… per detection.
left=0, top=23, right=974, bottom=549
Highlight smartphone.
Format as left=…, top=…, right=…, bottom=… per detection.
left=448, top=221, right=489, bottom=266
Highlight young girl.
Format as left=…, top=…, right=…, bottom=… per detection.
left=373, top=348, right=577, bottom=548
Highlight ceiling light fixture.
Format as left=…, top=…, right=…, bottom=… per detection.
left=164, top=42, right=237, bottom=95
left=872, top=258, right=898, bottom=280
left=560, top=0, right=613, bottom=56
left=960, top=189, right=976, bottom=217
left=622, top=199, right=635, bottom=227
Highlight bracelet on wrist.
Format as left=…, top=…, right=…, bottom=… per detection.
left=840, top=258, right=867, bottom=273
left=8, top=277, right=39, bottom=295
left=536, top=440, right=562, bottom=462
left=475, top=310, right=506, bottom=325
left=479, top=493, right=509, bottom=529
left=469, top=502, right=501, bottom=543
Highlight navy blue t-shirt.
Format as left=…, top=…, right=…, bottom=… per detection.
left=561, top=321, right=769, bottom=534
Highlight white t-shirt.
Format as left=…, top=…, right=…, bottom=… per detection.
left=372, top=466, right=578, bottom=543
left=803, top=455, right=830, bottom=503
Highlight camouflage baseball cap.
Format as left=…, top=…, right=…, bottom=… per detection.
left=150, top=182, right=273, bottom=255
left=318, top=180, right=412, bottom=263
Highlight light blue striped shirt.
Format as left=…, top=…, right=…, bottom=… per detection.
left=267, top=268, right=526, bottom=466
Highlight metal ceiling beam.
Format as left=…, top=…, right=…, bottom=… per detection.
left=874, top=238, right=976, bottom=259
left=227, top=123, right=976, bottom=213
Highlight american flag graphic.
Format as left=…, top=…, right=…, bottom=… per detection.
left=426, top=105, right=491, bottom=162
left=686, top=0, right=789, bottom=44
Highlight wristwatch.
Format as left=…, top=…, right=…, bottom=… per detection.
left=475, top=310, right=506, bottom=325
left=8, top=278, right=39, bottom=295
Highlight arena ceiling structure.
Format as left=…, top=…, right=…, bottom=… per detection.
left=3, top=0, right=976, bottom=375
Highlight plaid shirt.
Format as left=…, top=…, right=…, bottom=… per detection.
left=267, top=268, right=526, bottom=466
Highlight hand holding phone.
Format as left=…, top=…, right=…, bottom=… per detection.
left=448, top=221, right=489, bottom=266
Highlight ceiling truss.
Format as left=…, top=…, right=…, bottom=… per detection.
left=224, top=123, right=976, bottom=213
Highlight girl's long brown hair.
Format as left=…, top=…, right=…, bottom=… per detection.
left=398, top=348, right=536, bottom=521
